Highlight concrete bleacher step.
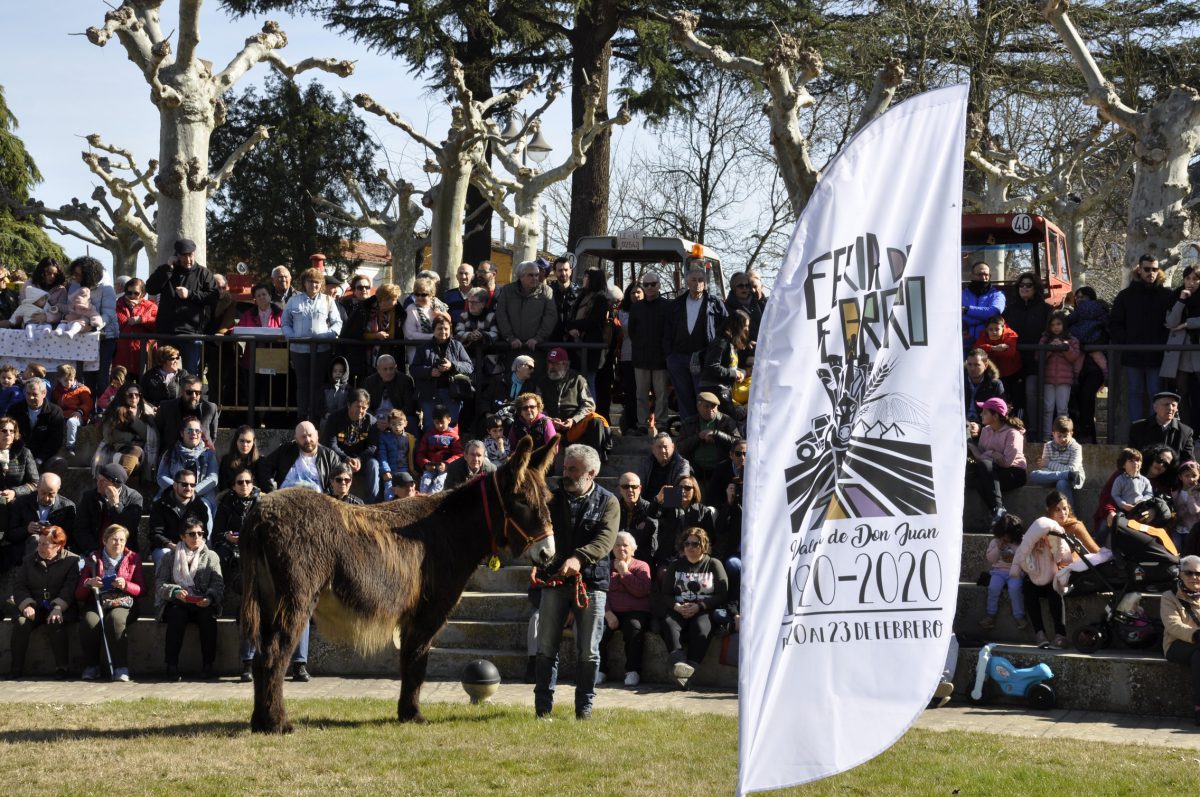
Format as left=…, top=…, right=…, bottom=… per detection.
left=953, top=582, right=1163, bottom=646
left=963, top=488, right=1101, bottom=534
left=953, top=645, right=1190, bottom=718
left=452, top=592, right=532, bottom=622
left=436, top=620, right=527, bottom=650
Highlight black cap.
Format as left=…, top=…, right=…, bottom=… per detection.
left=394, top=471, right=415, bottom=486
left=174, top=238, right=197, bottom=255
left=98, top=463, right=128, bottom=486
left=324, top=275, right=341, bottom=287
left=1153, top=391, right=1182, bottom=403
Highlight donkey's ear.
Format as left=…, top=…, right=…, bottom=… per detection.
left=530, top=434, right=560, bottom=476
left=508, top=435, right=534, bottom=483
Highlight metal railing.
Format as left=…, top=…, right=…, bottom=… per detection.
left=117, top=331, right=609, bottom=427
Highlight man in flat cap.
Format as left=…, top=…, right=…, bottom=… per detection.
left=1130, top=390, right=1195, bottom=462
left=146, top=238, right=219, bottom=377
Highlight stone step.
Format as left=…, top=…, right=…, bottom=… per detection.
left=451, top=592, right=533, bottom=622
left=953, top=582, right=1163, bottom=646
left=963, top=487, right=1101, bottom=535
left=465, top=565, right=533, bottom=593
left=953, top=644, right=1188, bottom=717
left=435, top=620, right=527, bottom=650
left=0, top=616, right=399, bottom=677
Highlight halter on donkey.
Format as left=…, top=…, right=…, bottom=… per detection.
left=241, top=435, right=560, bottom=734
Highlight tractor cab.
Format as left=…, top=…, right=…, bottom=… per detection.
left=962, top=213, right=1072, bottom=306
left=573, top=231, right=724, bottom=295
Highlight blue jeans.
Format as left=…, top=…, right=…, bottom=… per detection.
left=534, top=585, right=606, bottom=716
left=986, top=572, right=1025, bottom=619
left=1125, top=366, right=1160, bottom=431
left=241, top=617, right=312, bottom=664
left=666, top=352, right=699, bottom=420
left=1027, top=468, right=1075, bottom=507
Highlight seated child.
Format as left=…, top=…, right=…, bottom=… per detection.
left=415, top=405, right=463, bottom=494
left=378, top=408, right=416, bottom=501
left=483, top=413, right=508, bottom=466
left=1109, top=447, right=1170, bottom=527
left=22, top=362, right=52, bottom=394
left=321, top=356, right=349, bottom=424
left=1027, top=415, right=1085, bottom=508
left=5, top=285, right=52, bottom=338
left=55, top=287, right=103, bottom=338
left=0, top=364, right=24, bottom=416
left=1173, top=460, right=1200, bottom=552
left=974, top=315, right=1022, bottom=393
left=51, top=364, right=93, bottom=454
left=980, top=513, right=1026, bottom=631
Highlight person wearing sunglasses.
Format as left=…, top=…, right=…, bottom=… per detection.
left=155, top=374, right=219, bottom=454
left=1110, top=253, right=1174, bottom=431
left=615, top=473, right=659, bottom=571
left=157, top=416, right=219, bottom=521
left=114, top=276, right=158, bottom=374
left=148, top=468, right=211, bottom=568
left=327, top=463, right=364, bottom=505
left=155, top=516, right=224, bottom=681
left=722, top=270, right=766, bottom=359
left=654, top=527, right=729, bottom=689
left=1001, top=272, right=1050, bottom=423
left=1162, top=554, right=1200, bottom=725
left=495, top=260, right=556, bottom=357
left=76, top=463, right=145, bottom=560
left=212, top=467, right=260, bottom=585
left=402, top=275, right=446, bottom=365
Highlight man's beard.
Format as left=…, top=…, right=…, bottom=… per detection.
left=299, top=441, right=318, bottom=454
left=562, top=474, right=591, bottom=495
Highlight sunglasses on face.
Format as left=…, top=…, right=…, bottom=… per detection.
left=234, top=479, right=253, bottom=485
left=183, top=428, right=202, bottom=435
left=683, top=541, right=701, bottom=548
left=182, top=531, right=204, bottom=538
left=333, top=477, right=352, bottom=484
left=414, top=292, right=430, bottom=298
left=184, top=390, right=202, bottom=396
left=1156, top=458, right=1172, bottom=466
left=354, top=284, right=371, bottom=291
left=175, top=481, right=196, bottom=488
left=1183, top=571, right=1200, bottom=577
left=125, top=291, right=142, bottom=298
left=620, top=484, right=640, bottom=490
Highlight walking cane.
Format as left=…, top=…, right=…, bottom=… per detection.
left=91, top=586, right=115, bottom=680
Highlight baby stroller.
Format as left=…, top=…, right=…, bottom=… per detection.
left=1059, top=516, right=1179, bottom=653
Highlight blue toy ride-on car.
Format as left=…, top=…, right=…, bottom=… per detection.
left=968, top=643, right=1056, bottom=709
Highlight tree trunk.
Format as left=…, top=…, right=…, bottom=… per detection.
left=112, top=231, right=144, bottom=279
left=428, top=159, right=472, bottom=281
left=155, top=66, right=216, bottom=266
left=511, top=190, right=541, bottom=265
left=461, top=49, right=495, bottom=267
left=567, top=1, right=618, bottom=255
left=1125, top=87, right=1200, bottom=267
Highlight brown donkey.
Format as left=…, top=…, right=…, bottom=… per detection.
left=240, top=435, right=559, bottom=733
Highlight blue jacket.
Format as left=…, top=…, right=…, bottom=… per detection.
left=282, top=292, right=342, bottom=353
left=411, top=339, right=473, bottom=402
left=377, top=429, right=416, bottom=475
left=961, top=285, right=1006, bottom=347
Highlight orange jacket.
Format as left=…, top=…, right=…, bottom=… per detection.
left=52, top=381, right=94, bottom=423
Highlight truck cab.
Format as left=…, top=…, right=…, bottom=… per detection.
left=573, top=231, right=724, bottom=295
left=962, top=213, right=1072, bottom=306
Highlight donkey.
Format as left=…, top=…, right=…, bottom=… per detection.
left=240, top=435, right=559, bottom=733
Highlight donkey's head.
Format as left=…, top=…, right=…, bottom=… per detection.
left=495, top=435, right=559, bottom=566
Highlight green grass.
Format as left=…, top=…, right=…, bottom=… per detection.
left=0, top=699, right=1196, bottom=796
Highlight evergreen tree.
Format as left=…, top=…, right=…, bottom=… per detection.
left=0, top=85, right=66, bottom=268
left=207, top=74, right=384, bottom=273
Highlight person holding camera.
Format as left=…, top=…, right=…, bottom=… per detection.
left=8, top=472, right=75, bottom=559
left=75, top=523, right=144, bottom=682
left=648, top=475, right=717, bottom=574
left=145, top=238, right=219, bottom=378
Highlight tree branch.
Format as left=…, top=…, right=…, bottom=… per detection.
left=85, top=3, right=156, bottom=77
left=854, top=57, right=905, bottom=134
left=1041, top=0, right=1141, bottom=134
left=354, top=93, right=444, bottom=155
left=262, top=52, right=356, bottom=80
left=206, top=125, right=271, bottom=195
left=177, top=0, right=201, bottom=68
left=669, top=10, right=768, bottom=81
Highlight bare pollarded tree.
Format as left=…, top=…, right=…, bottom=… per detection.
left=312, top=169, right=428, bottom=291
left=1042, top=0, right=1200, bottom=268
left=354, top=58, right=540, bottom=280
left=471, top=79, right=632, bottom=265
left=1, top=189, right=144, bottom=278
left=669, top=10, right=905, bottom=220
left=85, top=1, right=353, bottom=264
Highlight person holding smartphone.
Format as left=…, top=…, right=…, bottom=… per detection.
left=155, top=516, right=224, bottom=681
left=648, top=475, right=717, bottom=573
left=145, top=239, right=219, bottom=378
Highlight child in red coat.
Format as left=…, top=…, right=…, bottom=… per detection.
left=52, top=363, right=93, bottom=454
left=975, top=315, right=1022, bottom=408
left=415, top=405, right=463, bottom=494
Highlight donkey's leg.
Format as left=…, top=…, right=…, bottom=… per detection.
left=251, top=597, right=308, bottom=734
left=397, top=615, right=442, bottom=723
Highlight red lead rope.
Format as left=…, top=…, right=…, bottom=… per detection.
left=529, top=569, right=589, bottom=609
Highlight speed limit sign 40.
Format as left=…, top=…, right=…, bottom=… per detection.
left=1011, top=214, right=1033, bottom=234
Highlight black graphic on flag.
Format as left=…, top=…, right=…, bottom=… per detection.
left=783, top=347, right=935, bottom=532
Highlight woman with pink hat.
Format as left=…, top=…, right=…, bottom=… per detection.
left=968, top=396, right=1027, bottom=523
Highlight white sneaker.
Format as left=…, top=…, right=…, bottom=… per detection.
left=672, top=661, right=695, bottom=680
left=624, top=671, right=640, bottom=687
left=594, top=670, right=606, bottom=686
left=114, top=668, right=130, bottom=682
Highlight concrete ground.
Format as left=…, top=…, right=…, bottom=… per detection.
left=3, top=676, right=1199, bottom=750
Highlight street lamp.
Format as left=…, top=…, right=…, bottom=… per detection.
left=502, top=111, right=553, bottom=166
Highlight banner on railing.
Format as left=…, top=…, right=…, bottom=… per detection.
left=737, top=84, right=969, bottom=794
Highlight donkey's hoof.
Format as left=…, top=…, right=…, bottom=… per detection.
left=398, top=710, right=427, bottom=724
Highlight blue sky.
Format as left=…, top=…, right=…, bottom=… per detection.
left=1, top=3, right=592, bottom=273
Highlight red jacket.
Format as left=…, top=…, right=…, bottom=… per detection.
left=974, top=326, right=1021, bottom=378
left=415, top=426, right=463, bottom=469
left=52, top=381, right=94, bottom=423
left=74, top=548, right=146, bottom=603
left=115, top=297, right=158, bottom=373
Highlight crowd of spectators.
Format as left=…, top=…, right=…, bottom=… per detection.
left=0, top=245, right=763, bottom=686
